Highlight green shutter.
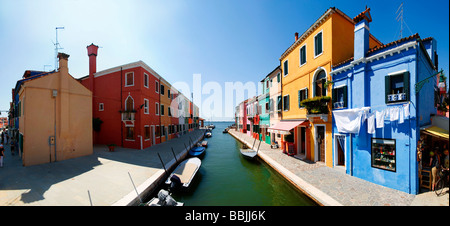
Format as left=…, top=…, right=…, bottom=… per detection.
left=403, top=71, right=410, bottom=101
left=298, top=90, right=301, bottom=108
left=385, top=76, right=391, bottom=103
left=332, top=88, right=337, bottom=108
left=343, top=86, right=348, bottom=108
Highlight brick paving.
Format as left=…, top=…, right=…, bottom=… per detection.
left=228, top=129, right=449, bottom=206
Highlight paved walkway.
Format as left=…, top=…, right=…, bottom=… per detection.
left=0, top=130, right=204, bottom=206
left=228, top=130, right=449, bottom=206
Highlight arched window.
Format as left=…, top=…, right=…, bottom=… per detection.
left=314, top=70, right=327, bottom=97
left=125, top=96, right=134, bottom=111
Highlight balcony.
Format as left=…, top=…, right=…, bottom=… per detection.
left=300, top=96, right=331, bottom=122
left=387, top=93, right=406, bottom=103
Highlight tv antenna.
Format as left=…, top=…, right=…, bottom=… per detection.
left=53, top=27, right=65, bottom=70
left=395, top=3, right=404, bottom=39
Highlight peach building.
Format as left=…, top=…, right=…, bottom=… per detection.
left=15, top=53, right=92, bottom=166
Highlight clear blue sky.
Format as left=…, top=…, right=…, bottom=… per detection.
left=0, top=0, right=448, bottom=121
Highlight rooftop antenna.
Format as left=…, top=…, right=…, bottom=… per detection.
left=53, top=27, right=65, bottom=70
left=396, top=3, right=404, bottom=38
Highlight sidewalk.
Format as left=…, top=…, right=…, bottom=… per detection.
left=0, top=130, right=204, bottom=206
left=228, top=130, right=449, bottom=206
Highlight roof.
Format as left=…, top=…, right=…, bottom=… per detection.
left=280, top=7, right=382, bottom=60
left=14, top=70, right=56, bottom=96
left=260, top=65, right=281, bottom=82
left=353, top=7, right=372, bottom=23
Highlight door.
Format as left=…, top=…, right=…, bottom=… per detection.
left=316, top=125, right=325, bottom=162
left=151, top=125, right=155, bottom=145
left=335, top=135, right=345, bottom=166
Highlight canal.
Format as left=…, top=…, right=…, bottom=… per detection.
left=152, top=122, right=317, bottom=206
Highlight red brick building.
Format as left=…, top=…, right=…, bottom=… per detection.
left=79, top=43, right=197, bottom=149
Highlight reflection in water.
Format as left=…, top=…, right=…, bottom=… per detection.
left=162, top=122, right=317, bottom=206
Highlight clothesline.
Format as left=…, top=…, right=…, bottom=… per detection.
left=333, top=103, right=410, bottom=134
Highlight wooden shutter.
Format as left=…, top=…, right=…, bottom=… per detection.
left=403, top=71, right=410, bottom=101
left=385, top=76, right=391, bottom=103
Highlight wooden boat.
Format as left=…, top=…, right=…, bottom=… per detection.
left=201, top=140, right=208, bottom=147
left=188, top=146, right=206, bottom=157
left=222, top=128, right=229, bottom=133
left=205, top=132, right=212, bottom=138
left=165, top=157, right=201, bottom=190
left=143, top=189, right=183, bottom=206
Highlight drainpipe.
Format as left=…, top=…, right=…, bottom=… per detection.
left=121, top=67, right=123, bottom=147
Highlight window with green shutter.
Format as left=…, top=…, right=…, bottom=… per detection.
left=385, top=71, right=410, bottom=103
left=314, top=31, right=323, bottom=57
left=332, top=86, right=347, bottom=109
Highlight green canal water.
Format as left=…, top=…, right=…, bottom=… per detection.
left=161, top=122, right=317, bottom=206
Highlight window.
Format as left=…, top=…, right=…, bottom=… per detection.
left=161, top=104, right=164, bottom=116
left=144, top=126, right=150, bottom=140
left=144, top=73, right=149, bottom=88
left=283, top=60, right=289, bottom=76
left=155, top=102, right=159, bottom=115
left=277, top=95, right=282, bottom=111
left=385, top=71, right=410, bottom=103
left=168, top=89, right=171, bottom=98
left=283, top=95, right=290, bottom=111
left=300, top=44, right=307, bottom=66
left=160, top=84, right=165, bottom=95
left=156, top=125, right=160, bottom=137
left=155, top=80, right=159, bottom=93
left=99, top=103, right=104, bottom=111
left=298, top=88, right=308, bottom=108
left=126, top=127, right=134, bottom=140
left=125, top=72, right=134, bottom=87
left=168, top=106, right=172, bottom=117
left=314, top=70, right=326, bottom=97
left=277, top=73, right=281, bottom=83
left=371, top=138, right=396, bottom=172
left=332, top=86, right=347, bottom=109
left=161, top=125, right=165, bottom=136
left=125, top=96, right=134, bottom=111
left=143, top=99, right=149, bottom=114
left=314, top=31, right=323, bottom=57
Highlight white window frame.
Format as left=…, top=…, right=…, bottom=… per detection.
left=155, top=80, right=159, bottom=93
left=314, top=30, right=323, bottom=58
left=125, top=72, right=134, bottom=87
left=144, top=98, right=149, bottom=114
left=144, top=125, right=150, bottom=141
left=160, top=104, right=164, bottom=116
left=298, top=87, right=308, bottom=109
left=144, top=73, right=149, bottom=88
left=283, top=94, right=290, bottom=111
left=99, top=103, right=104, bottom=111
left=299, top=44, right=307, bottom=67
left=155, top=102, right=159, bottom=115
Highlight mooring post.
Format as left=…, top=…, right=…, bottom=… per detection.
left=171, top=147, right=178, bottom=162
left=157, top=153, right=168, bottom=177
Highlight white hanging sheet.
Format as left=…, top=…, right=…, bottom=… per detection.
left=333, top=107, right=370, bottom=134
left=367, top=113, right=375, bottom=134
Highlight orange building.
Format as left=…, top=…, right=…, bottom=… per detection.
left=270, top=7, right=382, bottom=167
left=14, top=53, right=93, bottom=166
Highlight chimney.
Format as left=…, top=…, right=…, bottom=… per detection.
left=58, top=52, right=70, bottom=75
left=353, top=8, right=372, bottom=60
left=295, top=32, right=299, bottom=42
left=86, top=43, right=99, bottom=92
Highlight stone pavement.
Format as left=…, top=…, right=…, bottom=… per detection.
left=228, top=130, right=449, bottom=206
left=0, top=129, right=204, bottom=206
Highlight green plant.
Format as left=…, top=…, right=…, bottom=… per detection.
left=300, top=96, right=331, bottom=114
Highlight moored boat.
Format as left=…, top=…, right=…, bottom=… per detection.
left=143, top=189, right=183, bottom=206
left=188, top=146, right=206, bottom=157
left=201, top=140, right=208, bottom=147
left=165, top=157, right=202, bottom=191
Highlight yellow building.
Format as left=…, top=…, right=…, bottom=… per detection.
left=16, top=53, right=93, bottom=166
left=276, top=7, right=381, bottom=167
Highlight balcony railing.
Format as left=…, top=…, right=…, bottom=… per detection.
left=300, top=96, right=331, bottom=115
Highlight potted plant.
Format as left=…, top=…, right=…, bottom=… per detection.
left=107, top=143, right=116, bottom=152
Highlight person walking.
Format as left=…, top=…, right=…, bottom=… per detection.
left=0, top=144, right=4, bottom=168
left=429, top=150, right=440, bottom=191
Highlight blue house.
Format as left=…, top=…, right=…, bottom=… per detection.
left=330, top=8, right=438, bottom=194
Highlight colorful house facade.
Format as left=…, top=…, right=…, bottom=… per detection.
left=270, top=7, right=382, bottom=166
left=80, top=43, right=198, bottom=150
left=259, top=74, right=271, bottom=144
left=14, top=53, right=93, bottom=166
left=267, top=66, right=282, bottom=145
left=330, top=8, right=439, bottom=194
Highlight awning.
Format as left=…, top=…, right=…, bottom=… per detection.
left=268, top=120, right=308, bottom=135
left=421, top=125, right=449, bottom=140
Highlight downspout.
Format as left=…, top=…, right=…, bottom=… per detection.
left=159, top=77, right=161, bottom=144
left=121, top=67, right=123, bottom=147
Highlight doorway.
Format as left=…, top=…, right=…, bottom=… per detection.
left=335, top=134, right=345, bottom=167
left=151, top=125, right=155, bottom=145
left=296, top=127, right=306, bottom=159
left=315, top=125, right=325, bottom=162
